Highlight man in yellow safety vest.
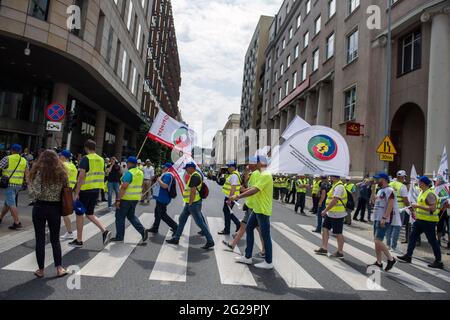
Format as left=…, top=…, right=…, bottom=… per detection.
left=295, top=175, right=309, bottom=215
left=111, top=157, right=149, bottom=243
left=0, top=144, right=28, bottom=230
left=218, top=162, right=242, bottom=235
left=59, top=150, right=78, bottom=240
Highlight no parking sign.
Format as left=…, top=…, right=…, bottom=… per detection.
left=45, top=103, right=66, bottom=122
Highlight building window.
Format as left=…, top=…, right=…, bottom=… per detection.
left=344, top=86, right=357, bottom=122
left=95, top=11, right=106, bottom=53
left=289, top=27, right=293, bottom=40
left=306, top=0, right=311, bottom=15
left=326, top=32, right=335, bottom=59
left=278, top=87, right=282, bottom=103
left=126, top=0, right=133, bottom=31
left=294, top=44, right=299, bottom=59
left=312, top=49, right=319, bottom=72
left=273, top=71, right=278, bottom=84
left=301, top=61, right=307, bottom=81
left=287, top=55, right=291, bottom=68
left=314, top=16, right=321, bottom=35
left=347, top=29, right=359, bottom=63
left=304, top=31, right=309, bottom=48
left=348, top=0, right=360, bottom=15
left=28, top=0, right=50, bottom=21
left=105, top=26, right=114, bottom=64
left=398, top=30, right=421, bottom=75
left=328, top=0, right=336, bottom=18
left=131, top=67, right=137, bottom=94
left=293, top=71, right=298, bottom=89
left=264, top=100, right=268, bottom=113
left=121, top=50, right=127, bottom=82
left=282, top=38, right=286, bottom=50
left=280, top=64, right=284, bottom=76
left=136, top=24, right=142, bottom=50
left=285, top=80, right=289, bottom=97
left=297, top=15, right=302, bottom=29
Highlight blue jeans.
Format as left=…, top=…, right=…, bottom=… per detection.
left=407, top=220, right=441, bottom=261
left=115, top=200, right=145, bottom=241
left=315, top=202, right=325, bottom=232
left=222, top=198, right=240, bottom=233
left=4, top=186, right=21, bottom=207
left=107, top=182, right=120, bottom=208
left=245, top=211, right=272, bottom=264
left=386, top=225, right=401, bottom=249
left=174, top=201, right=213, bottom=244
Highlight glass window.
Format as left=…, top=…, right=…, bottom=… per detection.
left=347, top=29, right=359, bottom=63
left=313, top=49, right=319, bottom=71
left=399, top=30, right=421, bottom=75
left=326, top=33, right=335, bottom=59
left=315, top=16, right=321, bottom=35
left=293, top=71, right=298, bottom=89
left=301, top=61, right=307, bottom=81
left=28, top=0, right=50, bottom=21
left=294, top=44, right=299, bottom=59
left=285, top=80, right=289, bottom=97
left=328, top=0, right=336, bottom=18
left=297, top=15, right=302, bottom=29
left=306, top=0, right=311, bottom=15
left=344, top=86, right=357, bottom=122
left=304, top=31, right=309, bottom=48
left=348, top=0, right=360, bottom=14
left=287, top=55, right=291, bottom=68
left=127, top=0, right=133, bottom=31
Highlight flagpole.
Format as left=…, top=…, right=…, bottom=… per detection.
left=137, top=135, right=148, bottom=159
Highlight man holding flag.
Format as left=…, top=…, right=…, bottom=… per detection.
left=218, top=162, right=242, bottom=235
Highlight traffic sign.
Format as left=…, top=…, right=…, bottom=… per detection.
left=376, top=136, right=397, bottom=155
left=46, top=121, right=62, bottom=132
left=45, top=103, right=66, bottom=122
left=379, top=153, right=394, bottom=162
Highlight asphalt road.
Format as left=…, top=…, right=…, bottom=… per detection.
left=1, top=181, right=449, bottom=300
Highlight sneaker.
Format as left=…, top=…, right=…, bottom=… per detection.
left=166, top=238, right=179, bottom=245
left=428, top=261, right=444, bottom=269
left=254, top=261, right=274, bottom=270
left=142, top=229, right=149, bottom=242
left=314, top=248, right=328, bottom=256
left=330, top=252, right=344, bottom=259
left=368, top=261, right=383, bottom=269
left=218, top=230, right=230, bottom=235
left=147, top=227, right=159, bottom=234
left=60, top=232, right=75, bottom=240
left=222, top=240, right=234, bottom=251
left=385, top=258, right=397, bottom=272
left=201, top=242, right=215, bottom=250
left=68, top=239, right=83, bottom=248
left=312, top=230, right=321, bottom=234
left=8, top=222, right=23, bottom=230
left=397, top=255, right=412, bottom=263
left=102, top=230, right=112, bottom=246
left=110, top=237, right=124, bottom=243
left=235, top=256, right=253, bottom=265
left=360, top=219, right=368, bottom=223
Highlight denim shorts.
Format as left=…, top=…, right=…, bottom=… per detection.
left=373, top=221, right=391, bottom=241
left=3, top=186, right=20, bottom=207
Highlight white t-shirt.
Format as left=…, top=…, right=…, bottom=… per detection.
left=229, top=173, right=239, bottom=186
left=373, top=186, right=401, bottom=226
left=327, top=184, right=347, bottom=218
left=399, top=184, right=408, bottom=198
left=143, top=166, right=155, bottom=180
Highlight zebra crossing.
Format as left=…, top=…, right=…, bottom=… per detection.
left=0, top=212, right=449, bottom=296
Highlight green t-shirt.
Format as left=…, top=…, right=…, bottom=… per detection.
left=251, top=170, right=273, bottom=216
left=245, top=170, right=261, bottom=209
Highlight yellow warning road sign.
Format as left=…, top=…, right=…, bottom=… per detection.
left=377, top=136, right=397, bottom=155
left=379, top=153, right=394, bottom=162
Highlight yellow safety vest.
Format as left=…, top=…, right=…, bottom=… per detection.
left=122, top=167, right=144, bottom=201
left=326, top=181, right=348, bottom=213
left=222, top=171, right=241, bottom=196
left=416, top=188, right=440, bottom=222
left=389, top=181, right=406, bottom=209
left=345, top=183, right=356, bottom=194
left=312, top=180, right=321, bottom=195
left=296, top=179, right=308, bottom=193
left=64, top=161, right=78, bottom=189
left=3, top=154, right=27, bottom=185
left=80, top=154, right=105, bottom=191
left=183, top=171, right=202, bottom=204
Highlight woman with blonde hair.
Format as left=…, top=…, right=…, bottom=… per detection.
left=28, top=150, right=68, bottom=278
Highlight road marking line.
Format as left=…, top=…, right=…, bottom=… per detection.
left=149, top=215, right=191, bottom=282
left=208, top=217, right=257, bottom=287
left=2, top=212, right=115, bottom=272
left=80, top=213, right=153, bottom=278
left=298, top=224, right=445, bottom=293
left=272, top=222, right=385, bottom=291
left=0, top=203, right=108, bottom=255
left=340, top=226, right=450, bottom=284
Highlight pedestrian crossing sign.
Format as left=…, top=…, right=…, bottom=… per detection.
left=377, top=136, right=397, bottom=155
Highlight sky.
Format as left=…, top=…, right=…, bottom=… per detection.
left=172, top=0, right=282, bottom=148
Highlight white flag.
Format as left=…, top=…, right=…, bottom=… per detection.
left=438, top=146, right=448, bottom=181
left=410, top=165, right=418, bottom=181
left=281, top=116, right=311, bottom=140
left=170, top=154, right=205, bottom=194
left=268, top=125, right=350, bottom=177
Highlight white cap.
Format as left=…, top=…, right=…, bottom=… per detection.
left=397, top=170, right=407, bottom=177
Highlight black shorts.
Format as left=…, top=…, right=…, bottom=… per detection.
left=79, top=191, right=98, bottom=216
left=322, top=216, right=345, bottom=235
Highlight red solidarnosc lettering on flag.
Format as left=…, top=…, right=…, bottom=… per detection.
left=157, top=115, right=170, bottom=136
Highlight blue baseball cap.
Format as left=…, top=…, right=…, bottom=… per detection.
left=227, top=161, right=237, bottom=168
left=163, top=162, right=173, bottom=169
left=183, top=162, right=196, bottom=169
left=127, top=156, right=138, bottom=164
left=73, top=200, right=86, bottom=216
left=59, top=150, right=72, bottom=159
left=418, top=176, right=432, bottom=186
left=11, top=144, right=22, bottom=152
left=373, top=172, right=389, bottom=181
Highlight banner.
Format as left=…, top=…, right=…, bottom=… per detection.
left=170, top=154, right=205, bottom=194
left=281, top=116, right=311, bottom=140
left=268, top=125, right=350, bottom=177
left=438, top=146, right=448, bottom=181
left=435, top=182, right=450, bottom=208
left=147, top=110, right=195, bottom=154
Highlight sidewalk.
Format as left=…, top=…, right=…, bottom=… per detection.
left=276, top=196, right=450, bottom=265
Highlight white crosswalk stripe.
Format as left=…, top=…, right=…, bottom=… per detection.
left=2, top=212, right=116, bottom=272
left=149, top=215, right=191, bottom=282
left=208, top=217, right=257, bottom=287
left=80, top=213, right=153, bottom=278
left=298, top=224, right=445, bottom=293
left=272, top=222, right=386, bottom=291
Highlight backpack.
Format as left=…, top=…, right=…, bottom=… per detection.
left=167, top=174, right=177, bottom=199
left=199, top=183, right=209, bottom=199
left=336, top=183, right=355, bottom=211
